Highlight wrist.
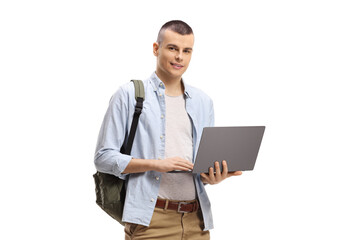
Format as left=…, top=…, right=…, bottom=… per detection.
left=149, top=159, right=159, bottom=172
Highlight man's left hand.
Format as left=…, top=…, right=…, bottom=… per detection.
left=200, top=160, right=242, bottom=185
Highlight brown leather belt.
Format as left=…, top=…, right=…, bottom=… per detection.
left=155, top=198, right=199, bottom=213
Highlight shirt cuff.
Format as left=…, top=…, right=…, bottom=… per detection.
left=115, top=154, right=133, bottom=180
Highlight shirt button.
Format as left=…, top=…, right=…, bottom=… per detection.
left=160, top=135, right=164, bottom=140
left=155, top=177, right=160, bottom=181
left=158, top=157, right=162, bottom=160
left=160, top=83, right=163, bottom=86
left=161, top=114, right=164, bottom=119
left=159, top=93, right=163, bottom=97
left=151, top=198, right=155, bottom=202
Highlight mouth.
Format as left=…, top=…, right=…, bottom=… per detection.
left=170, top=63, right=184, bottom=70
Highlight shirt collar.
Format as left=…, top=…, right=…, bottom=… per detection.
left=150, top=72, right=192, bottom=99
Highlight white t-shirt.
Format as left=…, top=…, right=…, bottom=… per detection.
left=158, top=94, right=196, bottom=200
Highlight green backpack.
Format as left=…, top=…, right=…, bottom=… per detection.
left=93, top=80, right=144, bottom=225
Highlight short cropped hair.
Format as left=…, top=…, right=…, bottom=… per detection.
left=157, top=20, right=193, bottom=46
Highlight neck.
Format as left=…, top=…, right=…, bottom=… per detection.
left=155, top=71, right=184, bottom=96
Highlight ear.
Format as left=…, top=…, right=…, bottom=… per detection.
left=153, top=42, right=159, bottom=56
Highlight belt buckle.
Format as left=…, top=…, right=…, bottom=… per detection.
left=177, top=202, right=189, bottom=213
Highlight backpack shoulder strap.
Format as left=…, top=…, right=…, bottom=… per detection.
left=131, top=80, right=145, bottom=100
left=121, top=80, right=144, bottom=155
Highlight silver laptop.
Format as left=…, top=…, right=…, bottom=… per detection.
left=169, top=126, right=265, bottom=174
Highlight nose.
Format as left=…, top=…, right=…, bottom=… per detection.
left=175, top=51, right=183, bottom=62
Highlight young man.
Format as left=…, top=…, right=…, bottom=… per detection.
left=94, top=20, right=242, bottom=240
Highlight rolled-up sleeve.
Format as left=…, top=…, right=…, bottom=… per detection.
left=94, top=88, right=132, bottom=180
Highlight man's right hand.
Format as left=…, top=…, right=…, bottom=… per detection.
left=153, top=157, right=194, bottom=172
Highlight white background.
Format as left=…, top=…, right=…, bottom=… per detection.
left=1, top=0, right=359, bottom=239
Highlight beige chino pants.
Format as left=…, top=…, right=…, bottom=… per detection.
left=125, top=206, right=210, bottom=240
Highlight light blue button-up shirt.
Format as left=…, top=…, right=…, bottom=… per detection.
left=94, top=72, right=214, bottom=230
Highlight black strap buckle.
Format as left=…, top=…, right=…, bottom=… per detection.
left=135, top=98, right=144, bottom=114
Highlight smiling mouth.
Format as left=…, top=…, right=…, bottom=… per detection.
left=170, top=63, right=184, bottom=69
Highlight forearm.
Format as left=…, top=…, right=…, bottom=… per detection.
left=122, top=158, right=158, bottom=174
left=123, top=156, right=194, bottom=173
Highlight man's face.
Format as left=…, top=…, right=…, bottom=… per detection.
left=153, top=30, right=194, bottom=81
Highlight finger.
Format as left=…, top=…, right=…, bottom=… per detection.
left=228, top=171, right=243, bottom=177
left=214, top=161, right=222, bottom=182
left=200, top=173, right=208, bottom=178
left=185, top=162, right=194, bottom=169
left=175, top=160, right=194, bottom=169
left=173, top=162, right=193, bottom=171
left=175, top=161, right=194, bottom=169
left=176, top=156, right=193, bottom=165
left=208, top=167, right=215, bottom=183
left=176, top=163, right=193, bottom=170
left=222, top=160, right=228, bottom=178
left=200, top=173, right=210, bottom=183
left=178, top=158, right=194, bottom=167
left=172, top=166, right=193, bottom=171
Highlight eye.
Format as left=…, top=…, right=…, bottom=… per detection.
left=169, top=47, right=177, bottom=51
left=184, top=49, right=192, bottom=54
